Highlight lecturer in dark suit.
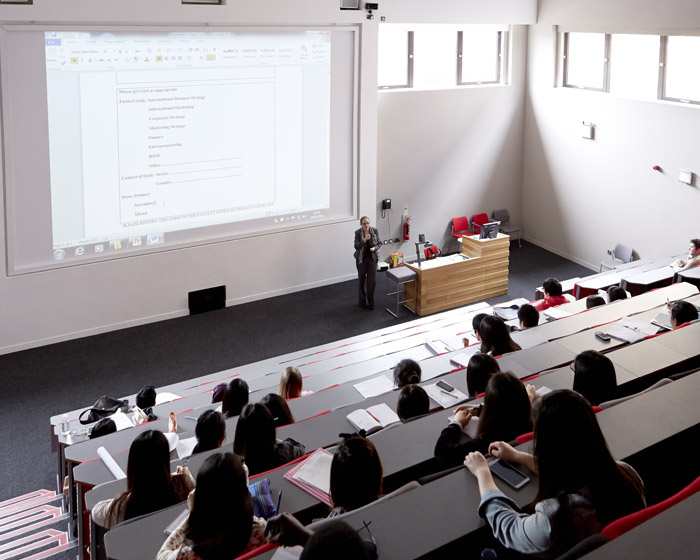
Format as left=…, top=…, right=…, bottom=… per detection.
left=354, top=216, right=381, bottom=310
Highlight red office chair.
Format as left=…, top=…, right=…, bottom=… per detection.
left=601, top=475, right=700, bottom=540
left=449, top=216, right=470, bottom=254
left=472, top=213, right=489, bottom=235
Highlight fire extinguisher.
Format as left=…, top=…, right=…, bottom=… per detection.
left=403, top=216, right=411, bottom=241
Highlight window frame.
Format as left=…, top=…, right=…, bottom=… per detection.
left=377, top=30, right=414, bottom=90
left=659, top=35, right=700, bottom=106
left=456, top=29, right=506, bottom=86
left=562, top=31, right=611, bottom=92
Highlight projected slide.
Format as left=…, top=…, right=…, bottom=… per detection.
left=45, top=31, right=331, bottom=249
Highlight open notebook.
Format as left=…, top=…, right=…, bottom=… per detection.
left=283, top=448, right=334, bottom=507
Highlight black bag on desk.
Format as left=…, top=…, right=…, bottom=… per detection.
left=79, top=396, right=130, bottom=424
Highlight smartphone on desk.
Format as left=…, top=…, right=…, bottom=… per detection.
left=489, top=459, right=530, bottom=489
left=437, top=380, right=455, bottom=392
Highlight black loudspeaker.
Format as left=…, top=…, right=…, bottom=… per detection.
left=382, top=198, right=392, bottom=210
left=188, top=285, right=226, bottom=315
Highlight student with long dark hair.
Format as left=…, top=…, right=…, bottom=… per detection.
left=192, top=410, right=226, bottom=455
left=233, top=403, right=305, bottom=476
left=465, top=390, right=645, bottom=558
left=434, top=372, right=532, bottom=468
left=222, top=378, right=249, bottom=418
left=572, top=350, right=617, bottom=406
left=260, top=393, right=295, bottom=427
left=92, top=430, right=194, bottom=529
left=479, top=315, right=521, bottom=357
left=329, top=435, right=383, bottom=516
left=466, top=353, right=501, bottom=397
left=157, top=452, right=267, bottom=560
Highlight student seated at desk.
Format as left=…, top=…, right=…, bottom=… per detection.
left=463, top=312, right=489, bottom=347
left=192, top=410, right=225, bottom=455
left=464, top=390, right=646, bottom=559
left=535, top=278, right=568, bottom=312
left=586, top=295, right=606, bottom=309
left=607, top=285, right=628, bottom=303
left=233, top=403, right=305, bottom=476
left=92, top=430, right=195, bottom=529
left=260, top=393, right=296, bottom=427
left=396, top=384, right=430, bottom=421
left=479, top=316, right=522, bottom=356
left=466, top=353, right=501, bottom=397
left=266, top=516, right=377, bottom=560
left=329, top=435, right=383, bottom=517
left=671, top=238, right=700, bottom=272
left=393, top=358, right=421, bottom=388
left=572, top=351, right=617, bottom=406
left=279, top=366, right=313, bottom=399
left=518, top=304, right=540, bottom=329
left=158, top=452, right=267, bottom=560
left=670, top=300, right=699, bottom=328
left=222, top=378, right=249, bottom=418
left=434, top=372, right=532, bottom=468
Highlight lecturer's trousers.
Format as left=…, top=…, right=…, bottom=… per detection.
left=357, top=260, right=377, bottom=307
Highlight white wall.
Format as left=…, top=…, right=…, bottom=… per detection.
left=0, top=0, right=535, bottom=354
left=377, top=26, right=528, bottom=257
left=522, top=0, right=700, bottom=269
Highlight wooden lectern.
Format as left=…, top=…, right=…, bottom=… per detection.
left=404, top=234, right=509, bottom=316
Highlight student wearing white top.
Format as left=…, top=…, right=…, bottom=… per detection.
left=671, top=239, right=700, bottom=272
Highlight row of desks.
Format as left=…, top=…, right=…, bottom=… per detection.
left=103, top=366, right=700, bottom=560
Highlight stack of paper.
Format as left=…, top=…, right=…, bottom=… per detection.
left=109, top=410, right=135, bottom=431
left=353, top=375, right=394, bottom=399
left=284, top=448, right=334, bottom=507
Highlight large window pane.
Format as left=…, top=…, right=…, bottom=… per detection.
left=665, top=36, right=700, bottom=103
left=413, top=29, right=457, bottom=88
left=610, top=34, right=659, bottom=101
left=459, top=29, right=502, bottom=84
left=565, top=32, right=606, bottom=89
left=378, top=29, right=411, bottom=88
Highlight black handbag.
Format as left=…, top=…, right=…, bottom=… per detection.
left=79, top=396, right=130, bottom=425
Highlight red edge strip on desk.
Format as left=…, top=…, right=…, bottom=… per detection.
left=235, top=542, right=278, bottom=560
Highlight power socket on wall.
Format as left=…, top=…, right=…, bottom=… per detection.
left=382, top=238, right=401, bottom=245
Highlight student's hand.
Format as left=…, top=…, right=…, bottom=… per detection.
left=464, top=451, right=490, bottom=477
left=175, top=465, right=195, bottom=490
left=462, top=337, right=470, bottom=347
left=187, top=489, right=195, bottom=510
left=526, top=385, right=539, bottom=404
left=454, top=409, right=472, bottom=428
left=265, top=512, right=312, bottom=547
left=488, top=441, right=519, bottom=463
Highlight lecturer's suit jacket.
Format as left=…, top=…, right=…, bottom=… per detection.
left=354, top=227, right=381, bottom=264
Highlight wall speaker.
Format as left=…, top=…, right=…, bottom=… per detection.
left=188, top=285, right=226, bottom=315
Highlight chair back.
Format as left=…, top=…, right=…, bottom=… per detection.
left=613, top=244, right=634, bottom=263
left=471, top=213, right=489, bottom=233
left=492, top=208, right=510, bottom=225
left=451, top=216, right=470, bottom=235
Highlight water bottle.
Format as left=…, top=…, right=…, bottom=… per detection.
left=61, top=414, right=70, bottom=435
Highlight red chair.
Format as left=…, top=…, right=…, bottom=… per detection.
left=471, top=213, right=489, bottom=235
left=449, top=216, right=470, bottom=253
left=601, top=475, right=700, bottom=540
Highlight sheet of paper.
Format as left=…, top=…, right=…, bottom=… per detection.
left=109, top=410, right=134, bottom=431
left=97, top=446, right=126, bottom=480
left=292, top=450, right=333, bottom=495
left=542, top=307, right=571, bottom=320
left=605, top=324, right=645, bottom=344
left=493, top=307, right=518, bottom=321
left=494, top=298, right=531, bottom=309
left=448, top=352, right=472, bottom=368
left=425, top=338, right=446, bottom=355
left=442, top=334, right=475, bottom=351
left=448, top=414, right=480, bottom=439
left=271, top=546, right=304, bottom=560
left=176, top=436, right=198, bottom=459
left=651, top=312, right=672, bottom=330
left=424, top=383, right=469, bottom=408
left=536, top=386, right=552, bottom=397
left=366, top=403, right=401, bottom=427
left=621, top=316, right=660, bottom=337
left=353, top=375, right=394, bottom=399
left=155, top=392, right=180, bottom=405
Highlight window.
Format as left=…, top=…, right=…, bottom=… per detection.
left=663, top=36, right=700, bottom=104
left=377, top=29, right=413, bottom=89
left=378, top=24, right=509, bottom=91
left=458, top=29, right=505, bottom=85
left=563, top=32, right=608, bottom=90
left=609, top=34, right=659, bottom=101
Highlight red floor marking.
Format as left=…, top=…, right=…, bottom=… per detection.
left=0, top=505, right=63, bottom=536
left=0, top=492, right=55, bottom=512
left=0, top=529, right=68, bottom=559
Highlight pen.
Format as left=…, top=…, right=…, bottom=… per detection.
left=441, top=389, right=458, bottom=398
left=185, top=416, right=198, bottom=421
left=276, top=489, right=282, bottom=513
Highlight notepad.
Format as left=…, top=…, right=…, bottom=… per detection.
left=284, top=448, right=334, bottom=507
left=424, top=383, right=469, bottom=408
left=447, top=413, right=480, bottom=439
left=176, top=436, right=198, bottom=459
left=346, top=403, right=401, bottom=432
left=353, top=375, right=394, bottom=399
left=155, top=392, right=180, bottom=405
left=425, top=338, right=447, bottom=355
left=449, top=353, right=472, bottom=368
left=651, top=312, right=672, bottom=330
left=109, top=410, right=135, bottom=431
